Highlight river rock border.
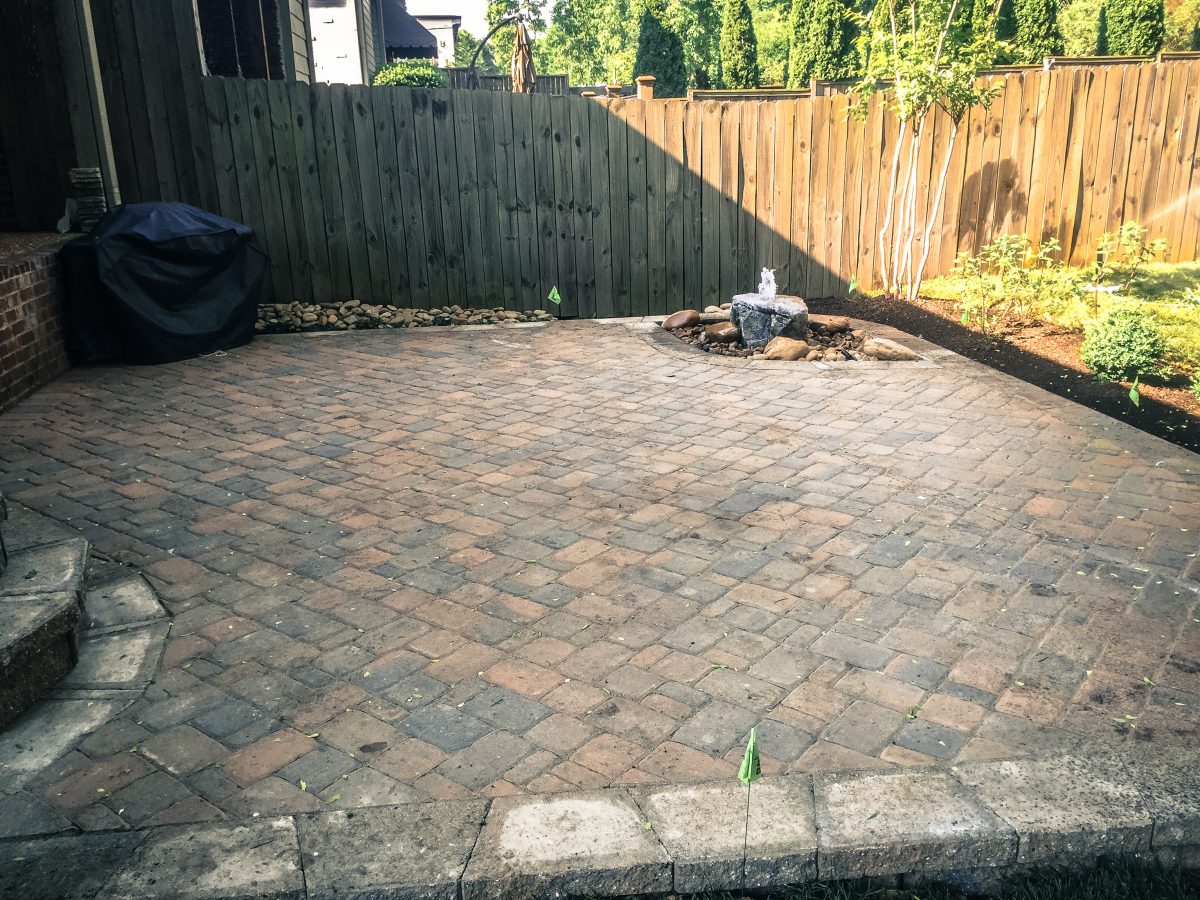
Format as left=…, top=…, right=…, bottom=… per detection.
left=2, top=746, right=1195, bottom=899
left=256, top=302, right=556, bottom=333
left=627, top=316, right=947, bottom=371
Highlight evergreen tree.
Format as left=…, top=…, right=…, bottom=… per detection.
left=633, top=7, right=688, bottom=96
left=1102, top=0, right=1166, bottom=52
left=719, top=0, right=761, bottom=88
left=996, top=0, right=1019, bottom=41
left=1013, top=0, right=1064, bottom=59
left=787, top=0, right=814, bottom=86
left=805, top=0, right=858, bottom=80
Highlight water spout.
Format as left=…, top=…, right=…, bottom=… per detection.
left=758, top=267, right=777, bottom=300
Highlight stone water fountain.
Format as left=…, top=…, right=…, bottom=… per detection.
left=661, top=267, right=919, bottom=362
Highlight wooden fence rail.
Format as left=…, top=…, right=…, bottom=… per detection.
left=99, top=41, right=1200, bottom=314
left=443, top=69, right=569, bottom=95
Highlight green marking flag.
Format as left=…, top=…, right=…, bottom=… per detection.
left=548, top=285, right=561, bottom=305
left=738, top=728, right=761, bottom=785
left=1129, top=376, right=1140, bottom=407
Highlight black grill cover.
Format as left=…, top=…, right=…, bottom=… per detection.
left=62, top=202, right=265, bottom=364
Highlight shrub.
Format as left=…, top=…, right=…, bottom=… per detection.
left=719, top=0, right=761, bottom=88
left=805, top=0, right=859, bottom=79
left=956, top=235, right=1078, bottom=332
left=786, top=0, right=814, bottom=86
left=373, top=60, right=448, bottom=88
left=1080, top=308, right=1166, bottom=380
left=1061, top=0, right=1106, bottom=52
left=1014, top=0, right=1065, bottom=58
left=633, top=9, right=688, bottom=97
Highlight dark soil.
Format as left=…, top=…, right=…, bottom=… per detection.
left=815, top=293, right=1200, bottom=454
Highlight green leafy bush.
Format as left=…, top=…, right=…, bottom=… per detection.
left=1089, top=222, right=1166, bottom=290
left=1080, top=308, right=1166, bottom=380
left=955, top=234, right=1078, bottom=332
left=373, top=60, right=448, bottom=88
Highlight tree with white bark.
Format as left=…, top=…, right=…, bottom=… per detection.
left=853, top=0, right=1002, bottom=302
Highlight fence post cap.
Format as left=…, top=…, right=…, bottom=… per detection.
left=635, top=74, right=657, bottom=84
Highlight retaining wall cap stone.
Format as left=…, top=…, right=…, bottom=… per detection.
left=814, top=768, right=1017, bottom=880
left=952, top=754, right=1153, bottom=865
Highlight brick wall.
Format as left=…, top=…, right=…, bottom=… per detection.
left=0, top=246, right=70, bottom=413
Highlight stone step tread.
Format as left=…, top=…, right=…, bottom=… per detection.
left=0, top=538, right=90, bottom=599
left=82, top=575, right=165, bottom=630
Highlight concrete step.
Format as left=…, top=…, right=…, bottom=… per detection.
left=0, top=538, right=90, bottom=728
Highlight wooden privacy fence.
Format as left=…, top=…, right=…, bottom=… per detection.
left=114, top=59, right=1200, bottom=315
left=443, top=69, right=570, bottom=95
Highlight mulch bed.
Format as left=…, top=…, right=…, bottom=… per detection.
left=814, top=293, right=1200, bottom=455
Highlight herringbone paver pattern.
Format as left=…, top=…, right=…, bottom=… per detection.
left=1, top=321, right=1198, bottom=828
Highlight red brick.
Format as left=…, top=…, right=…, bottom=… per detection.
left=222, top=731, right=317, bottom=786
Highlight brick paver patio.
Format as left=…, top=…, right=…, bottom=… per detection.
left=1, top=320, right=1197, bottom=829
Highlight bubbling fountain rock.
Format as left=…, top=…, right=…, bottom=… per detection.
left=731, top=268, right=808, bottom=349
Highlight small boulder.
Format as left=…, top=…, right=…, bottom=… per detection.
left=761, top=336, right=810, bottom=360
left=730, top=293, right=809, bottom=349
left=662, top=309, right=701, bottom=330
left=703, top=322, right=741, bottom=344
left=862, top=337, right=919, bottom=361
left=810, top=315, right=852, bottom=333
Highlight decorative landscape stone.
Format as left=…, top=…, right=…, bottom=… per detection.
left=730, top=292, right=810, bottom=348
left=703, top=322, right=741, bottom=344
left=661, top=309, right=700, bottom=330
left=760, top=336, right=810, bottom=360
left=660, top=310, right=922, bottom=361
left=861, top=336, right=920, bottom=361
left=257, top=303, right=555, bottom=333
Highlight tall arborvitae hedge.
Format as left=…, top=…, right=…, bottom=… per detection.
left=720, top=0, right=761, bottom=88
left=804, top=0, right=858, bottom=80
left=787, top=0, right=814, bottom=87
left=633, top=9, right=688, bottom=96
left=1013, top=0, right=1064, bottom=58
left=1102, top=0, right=1166, bottom=52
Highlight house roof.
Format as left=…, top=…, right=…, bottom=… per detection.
left=380, top=0, right=437, bottom=51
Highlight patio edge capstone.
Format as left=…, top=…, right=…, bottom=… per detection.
left=0, top=745, right=1196, bottom=899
